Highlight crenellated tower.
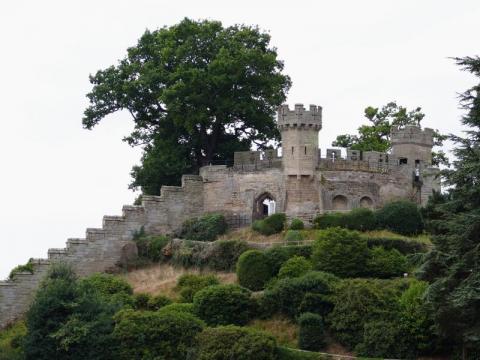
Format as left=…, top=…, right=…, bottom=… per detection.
left=391, top=125, right=434, bottom=166
left=277, top=104, right=322, bottom=177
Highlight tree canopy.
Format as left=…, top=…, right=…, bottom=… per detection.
left=332, top=102, right=448, bottom=166
left=83, top=18, right=291, bottom=194
left=420, top=56, right=480, bottom=358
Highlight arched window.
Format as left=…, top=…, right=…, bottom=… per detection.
left=359, top=196, right=373, bottom=209
left=332, top=195, right=348, bottom=211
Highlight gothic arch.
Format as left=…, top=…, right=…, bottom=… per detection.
left=252, top=192, right=276, bottom=220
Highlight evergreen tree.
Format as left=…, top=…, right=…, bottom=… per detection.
left=420, top=56, right=480, bottom=359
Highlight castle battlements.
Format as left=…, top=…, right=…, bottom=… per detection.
left=391, top=125, right=434, bottom=147
left=277, top=103, right=322, bottom=130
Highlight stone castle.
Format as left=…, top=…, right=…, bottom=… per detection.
left=0, top=103, right=440, bottom=328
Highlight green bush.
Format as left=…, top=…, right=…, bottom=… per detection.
left=176, top=273, right=220, bottom=302
left=133, top=292, right=151, bottom=309
left=157, top=303, right=195, bottom=315
left=365, top=236, right=427, bottom=254
left=313, top=212, right=345, bottom=229
left=298, top=293, right=334, bottom=317
left=195, top=325, right=277, bottom=360
left=207, top=239, right=250, bottom=271
left=284, top=230, right=304, bottom=243
left=193, top=284, right=253, bottom=326
left=290, top=218, right=305, bottom=230
left=343, top=207, right=377, bottom=231
left=375, top=200, right=424, bottom=235
left=328, top=278, right=401, bottom=350
left=367, top=246, right=408, bottom=278
left=113, top=309, right=204, bottom=360
left=262, top=271, right=339, bottom=318
left=312, top=228, right=370, bottom=278
left=237, top=250, right=273, bottom=291
left=78, top=273, right=133, bottom=298
left=0, top=322, right=26, bottom=360
left=264, top=246, right=313, bottom=278
left=180, top=213, right=228, bottom=241
left=147, top=294, right=172, bottom=310
left=298, top=312, right=325, bottom=351
left=8, top=259, right=34, bottom=280
left=134, top=234, right=170, bottom=262
left=252, top=213, right=286, bottom=235
left=278, top=256, right=312, bottom=279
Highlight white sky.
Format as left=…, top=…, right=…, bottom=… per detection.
left=0, top=0, right=478, bottom=278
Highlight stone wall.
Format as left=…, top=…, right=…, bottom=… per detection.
left=0, top=175, right=204, bottom=329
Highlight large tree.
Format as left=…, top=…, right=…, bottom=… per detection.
left=420, top=56, right=480, bottom=359
left=83, top=18, right=291, bottom=194
left=332, top=102, right=448, bottom=166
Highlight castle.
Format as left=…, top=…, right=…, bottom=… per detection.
left=0, top=103, right=440, bottom=328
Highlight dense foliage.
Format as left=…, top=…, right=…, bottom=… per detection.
left=289, top=218, right=304, bottom=230
left=83, top=18, right=291, bottom=193
left=175, top=273, right=220, bottom=302
left=376, top=200, right=424, bottom=235
left=180, top=213, right=228, bottom=241
left=193, top=284, right=253, bottom=326
left=298, top=313, right=325, bottom=351
left=278, top=256, right=312, bottom=279
left=252, top=213, right=287, bottom=235
left=237, top=250, right=272, bottom=290
left=195, top=326, right=278, bottom=360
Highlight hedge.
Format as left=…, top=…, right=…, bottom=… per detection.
left=375, top=200, right=424, bottom=235
left=289, top=218, right=305, bottom=230
left=193, top=284, right=253, bottom=326
left=180, top=213, right=228, bottom=241
left=252, top=213, right=287, bottom=235
left=195, top=326, right=277, bottom=360
left=278, top=256, right=312, bottom=279
left=175, top=274, right=220, bottom=302
left=364, top=237, right=427, bottom=254
left=298, top=313, right=325, bottom=351
left=237, top=250, right=273, bottom=291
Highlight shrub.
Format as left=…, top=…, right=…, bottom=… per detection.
left=157, top=303, right=195, bottom=315
left=328, top=278, right=400, bottom=349
left=0, top=322, right=26, bottom=360
left=195, top=325, right=277, bottom=360
left=343, top=207, right=377, bottom=231
left=180, top=213, right=228, bottom=241
left=298, top=313, right=325, bottom=351
left=193, top=284, right=253, bottom=326
left=113, top=309, right=204, bottom=360
left=313, top=212, right=345, bottom=229
left=78, top=273, right=133, bottom=298
left=147, top=294, right=172, bottom=310
left=284, top=230, right=304, bottom=243
left=375, top=200, right=424, bottom=235
left=262, top=271, right=339, bottom=318
left=312, top=228, right=370, bottom=278
left=290, top=218, right=305, bottom=230
left=8, top=259, right=34, bottom=280
left=207, top=239, right=250, bottom=271
left=252, top=213, right=286, bottom=235
left=135, top=234, right=170, bottom=262
left=133, top=293, right=151, bottom=309
left=264, top=246, right=313, bottom=278
left=365, top=236, right=427, bottom=254
left=278, top=256, right=312, bottom=279
left=176, top=274, right=220, bottom=302
left=367, top=246, right=408, bottom=278
left=298, top=293, right=334, bottom=317
left=237, top=250, right=273, bottom=291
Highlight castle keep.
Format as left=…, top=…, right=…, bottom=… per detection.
left=0, top=103, right=440, bottom=328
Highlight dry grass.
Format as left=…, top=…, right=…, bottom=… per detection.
left=218, top=227, right=285, bottom=243
left=247, top=315, right=299, bottom=348
left=363, top=229, right=432, bottom=244
left=122, top=263, right=236, bottom=299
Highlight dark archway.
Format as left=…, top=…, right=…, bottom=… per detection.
left=359, top=196, right=373, bottom=209
left=332, top=195, right=348, bottom=211
left=253, top=192, right=276, bottom=220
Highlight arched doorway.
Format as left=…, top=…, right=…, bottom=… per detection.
left=359, top=196, right=373, bottom=209
left=332, top=195, right=348, bottom=211
left=253, top=192, right=276, bottom=220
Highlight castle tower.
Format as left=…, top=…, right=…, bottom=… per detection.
left=277, top=104, right=322, bottom=177
left=390, top=125, right=434, bottom=166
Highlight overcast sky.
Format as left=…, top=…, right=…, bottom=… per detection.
left=0, top=0, right=478, bottom=278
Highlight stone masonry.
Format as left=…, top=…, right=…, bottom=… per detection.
left=0, top=103, right=441, bottom=328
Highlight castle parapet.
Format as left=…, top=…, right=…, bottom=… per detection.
left=277, top=103, right=322, bottom=130
left=391, top=125, right=434, bottom=147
